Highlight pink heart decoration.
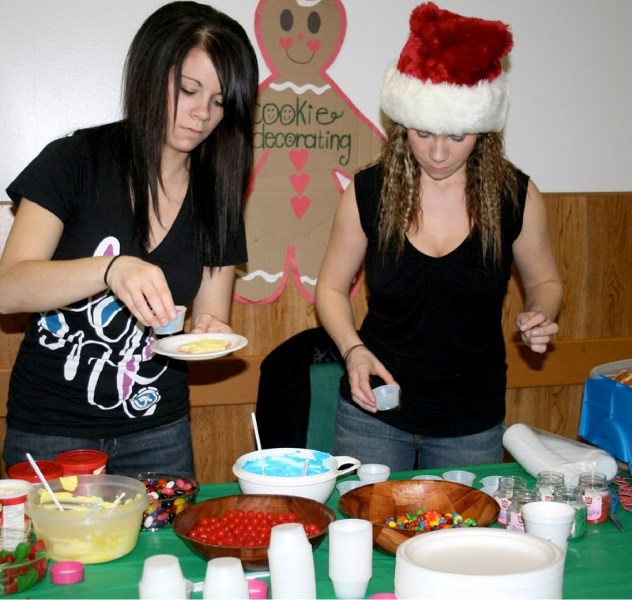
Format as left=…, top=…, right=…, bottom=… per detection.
left=290, top=173, right=310, bottom=195
left=280, top=37, right=293, bottom=50
left=289, top=149, right=309, bottom=171
left=291, top=196, right=310, bottom=219
left=307, top=40, right=321, bottom=53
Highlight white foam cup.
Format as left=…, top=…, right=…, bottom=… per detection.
left=521, top=501, right=576, bottom=553
left=328, top=518, right=373, bottom=599
left=138, top=554, right=191, bottom=599
left=153, top=305, right=186, bottom=335
left=372, top=384, right=400, bottom=411
left=358, top=464, right=390, bottom=484
left=202, top=556, right=249, bottom=599
left=442, top=470, right=476, bottom=487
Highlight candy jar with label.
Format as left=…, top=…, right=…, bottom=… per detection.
left=579, top=472, right=611, bottom=525
left=554, top=485, right=587, bottom=539
left=493, top=476, right=527, bottom=526
left=506, top=488, right=539, bottom=532
left=536, top=470, right=565, bottom=502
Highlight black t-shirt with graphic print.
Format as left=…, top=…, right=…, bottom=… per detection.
left=6, top=122, right=247, bottom=437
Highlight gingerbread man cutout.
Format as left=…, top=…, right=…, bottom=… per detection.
left=234, top=0, right=383, bottom=303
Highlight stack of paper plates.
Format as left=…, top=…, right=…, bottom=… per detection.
left=395, top=528, right=565, bottom=599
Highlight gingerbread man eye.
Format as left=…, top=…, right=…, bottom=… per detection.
left=307, top=11, right=321, bottom=34
left=280, top=9, right=293, bottom=32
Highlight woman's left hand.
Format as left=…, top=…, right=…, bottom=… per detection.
left=190, top=313, right=232, bottom=334
left=516, top=311, right=559, bottom=354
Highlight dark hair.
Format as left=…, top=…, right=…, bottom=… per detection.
left=123, top=1, right=258, bottom=265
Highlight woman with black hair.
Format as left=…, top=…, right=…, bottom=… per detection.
left=0, top=1, right=259, bottom=477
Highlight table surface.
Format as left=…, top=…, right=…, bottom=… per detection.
left=15, top=462, right=632, bottom=599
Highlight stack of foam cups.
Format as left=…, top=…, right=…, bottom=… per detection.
left=267, top=522, right=316, bottom=599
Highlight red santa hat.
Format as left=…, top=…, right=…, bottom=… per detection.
left=380, top=2, right=513, bottom=135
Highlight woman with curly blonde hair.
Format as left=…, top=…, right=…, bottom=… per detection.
left=315, top=3, right=562, bottom=470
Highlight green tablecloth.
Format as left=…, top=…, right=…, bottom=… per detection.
left=14, top=463, right=632, bottom=599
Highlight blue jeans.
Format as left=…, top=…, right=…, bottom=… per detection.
left=333, top=398, right=504, bottom=470
left=3, top=416, right=195, bottom=478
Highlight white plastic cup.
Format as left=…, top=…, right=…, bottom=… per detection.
left=138, top=554, right=191, bottom=599
left=480, top=475, right=502, bottom=489
left=521, top=501, right=576, bottom=553
left=337, top=480, right=365, bottom=495
left=202, top=556, right=249, bottom=599
left=411, top=474, right=443, bottom=481
left=328, top=518, right=373, bottom=599
left=442, top=470, right=476, bottom=487
left=372, top=384, right=400, bottom=411
left=153, top=305, right=186, bottom=335
left=358, top=464, right=390, bottom=484
left=268, top=523, right=316, bottom=599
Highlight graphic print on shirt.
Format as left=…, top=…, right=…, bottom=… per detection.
left=234, top=0, right=383, bottom=303
left=36, top=237, right=166, bottom=417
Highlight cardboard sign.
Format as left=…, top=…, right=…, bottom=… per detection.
left=235, top=0, right=383, bottom=303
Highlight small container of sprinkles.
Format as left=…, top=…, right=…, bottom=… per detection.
left=0, top=479, right=33, bottom=531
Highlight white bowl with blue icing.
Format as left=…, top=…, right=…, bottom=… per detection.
left=233, top=448, right=360, bottom=503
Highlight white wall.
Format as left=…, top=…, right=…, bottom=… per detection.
left=1, top=0, right=631, bottom=195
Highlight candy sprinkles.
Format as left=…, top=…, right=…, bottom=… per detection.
left=141, top=476, right=198, bottom=531
left=383, top=508, right=478, bottom=532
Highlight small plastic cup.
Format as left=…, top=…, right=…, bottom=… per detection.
left=358, top=463, right=390, bottom=484
left=411, top=474, right=443, bottom=481
left=203, top=556, right=249, bottom=599
left=372, top=384, right=400, bottom=411
left=337, top=480, right=365, bottom=495
left=442, top=470, right=476, bottom=487
left=153, top=305, right=186, bottom=336
left=480, top=475, right=502, bottom=489
left=138, top=554, right=191, bottom=599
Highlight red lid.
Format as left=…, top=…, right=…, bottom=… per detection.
left=54, top=450, right=109, bottom=475
left=7, top=460, right=64, bottom=483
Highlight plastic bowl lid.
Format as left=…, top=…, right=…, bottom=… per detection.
left=55, top=449, right=109, bottom=473
left=51, top=561, right=84, bottom=585
left=8, top=460, right=64, bottom=483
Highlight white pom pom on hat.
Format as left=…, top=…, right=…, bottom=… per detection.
left=380, top=2, right=513, bottom=135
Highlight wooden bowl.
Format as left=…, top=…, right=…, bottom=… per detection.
left=338, top=480, right=500, bottom=555
left=173, top=494, right=335, bottom=570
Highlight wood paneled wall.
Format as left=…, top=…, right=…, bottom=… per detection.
left=1, top=192, right=631, bottom=482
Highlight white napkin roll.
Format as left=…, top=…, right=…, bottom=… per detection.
left=502, top=423, right=618, bottom=486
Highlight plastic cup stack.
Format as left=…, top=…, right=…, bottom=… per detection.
left=202, top=556, right=249, bottom=599
left=138, top=554, right=192, bottom=599
left=268, top=522, right=316, bottom=599
left=328, top=518, right=373, bottom=599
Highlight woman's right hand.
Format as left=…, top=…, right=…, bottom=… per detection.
left=104, top=255, right=176, bottom=328
left=345, top=346, right=397, bottom=413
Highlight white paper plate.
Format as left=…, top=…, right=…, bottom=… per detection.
left=395, top=528, right=565, bottom=599
left=152, top=333, right=248, bottom=361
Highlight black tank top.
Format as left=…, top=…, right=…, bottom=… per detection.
left=341, top=163, right=528, bottom=437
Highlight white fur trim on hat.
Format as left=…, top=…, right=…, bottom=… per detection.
left=380, top=62, right=510, bottom=135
